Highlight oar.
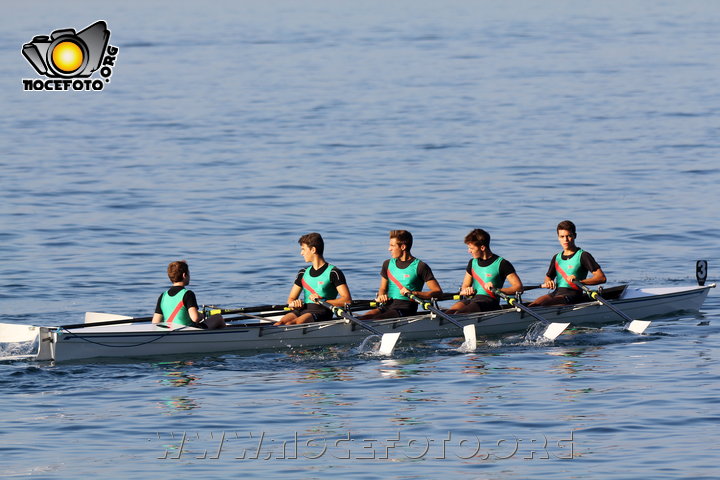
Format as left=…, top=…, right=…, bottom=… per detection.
left=208, top=300, right=376, bottom=316
left=573, top=281, right=650, bottom=334
left=223, top=311, right=288, bottom=322
left=404, top=293, right=477, bottom=350
left=314, top=299, right=400, bottom=355
left=68, top=313, right=156, bottom=329
left=491, top=289, right=570, bottom=341
left=206, top=304, right=289, bottom=315
left=433, top=286, right=543, bottom=303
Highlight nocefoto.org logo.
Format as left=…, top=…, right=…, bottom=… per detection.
left=22, top=20, right=119, bottom=91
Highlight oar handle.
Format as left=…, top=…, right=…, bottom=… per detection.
left=491, top=288, right=551, bottom=323
left=572, top=281, right=636, bottom=325
left=521, top=285, right=545, bottom=292
left=490, top=288, right=518, bottom=306
left=405, top=292, right=433, bottom=310
left=211, top=299, right=376, bottom=316
left=314, top=298, right=384, bottom=336
left=436, top=286, right=543, bottom=302
left=572, top=281, right=600, bottom=299
left=405, top=292, right=468, bottom=330
left=207, top=304, right=290, bottom=315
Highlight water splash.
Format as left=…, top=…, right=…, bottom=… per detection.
left=0, top=339, right=38, bottom=361
left=524, top=322, right=558, bottom=345
left=357, top=334, right=383, bottom=354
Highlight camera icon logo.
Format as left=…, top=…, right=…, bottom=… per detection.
left=22, top=20, right=119, bottom=91
left=22, top=21, right=110, bottom=78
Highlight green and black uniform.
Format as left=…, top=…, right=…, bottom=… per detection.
left=459, top=254, right=516, bottom=313
left=154, top=286, right=204, bottom=327
left=544, top=249, right=601, bottom=304
left=292, top=263, right=348, bottom=322
left=374, top=257, right=436, bottom=319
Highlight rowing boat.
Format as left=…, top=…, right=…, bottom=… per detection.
left=0, top=281, right=713, bottom=363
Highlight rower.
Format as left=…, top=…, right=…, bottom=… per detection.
left=446, top=228, right=523, bottom=314
left=274, top=233, right=352, bottom=325
left=360, top=230, right=442, bottom=320
left=151, top=260, right=225, bottom=329
left=529, top=220, right=606, bottom=306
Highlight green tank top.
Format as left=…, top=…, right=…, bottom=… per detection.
left=386, top=258, right=424, bottom=300
left=302, top=265, right=338, bottom=303
left=160, top=288, right=193, bottom=326
left=554, top=249, right=588, bottom=289
left=470, top=256, right=504, bottom=297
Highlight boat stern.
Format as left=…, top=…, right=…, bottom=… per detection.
left=0, top=323, right=55, bottom=361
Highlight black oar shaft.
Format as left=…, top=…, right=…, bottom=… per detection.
left=315, top=299, right=383, bottom=336
left=406, top=293, right=464, bottom=329
left=494, top=290, right=545, bottom=323
left=574, top=282, right=633, bottom=323
left=61, top=316, right=155, bottom=329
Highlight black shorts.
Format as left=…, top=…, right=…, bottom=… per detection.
left=291, top=303, right=334, bottom=322
left=378, top=299, right=419, bottom=317
left=548, top=288, right=586, bottom=305
left=458, top=295, right=501, bottom=313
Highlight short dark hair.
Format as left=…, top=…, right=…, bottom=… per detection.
left=389, top=230, right=413, bottom=250
left=464, top=228, right=490, bottom=248
left=167, top=260, right=189, bottom=283
left=298, top=232, right=324, bottom=256
left=556, top=220, right=577, bottom=236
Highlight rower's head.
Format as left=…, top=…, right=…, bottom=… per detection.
left=298, top=232, right=324, bottom=261
left=167, top=260, right=190, bottom=285
left=464, top=228, right=491, bottom=258
left=388, top=230, right=412, bottom=258
left=556, top=220, right=578, bottom=250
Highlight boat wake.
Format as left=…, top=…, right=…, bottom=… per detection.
left=0, top=339, right=39, bottom=362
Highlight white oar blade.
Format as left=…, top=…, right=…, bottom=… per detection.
left=0, top=323, right=41, bottom=343
left=462, top=324, right=478, bottom=351
left=626, top=320, right=651, bottom=334
left=542, top=322, right=570, bottom=341
left=84, top=312, right=134, bottom=324
left=377, top=332, right=401, bottom=355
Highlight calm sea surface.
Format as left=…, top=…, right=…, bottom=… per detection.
left=1, top=1, right=719, bottom=478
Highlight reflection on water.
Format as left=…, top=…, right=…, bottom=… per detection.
left=153, top=360, right=201, bottom=413
left=378, top=358, right=431, bottom=379
left=160, top=396, right=200, bottom=412
left=292, top=390, right=353, bottom=435
left=458, top=355, right=488, bottom=376
left=546, top=347, right=603, bottom=377
left=298, top=366, right=355, bottom=383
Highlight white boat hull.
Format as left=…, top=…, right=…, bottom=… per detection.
left=1, top=284, right=714, bottom=362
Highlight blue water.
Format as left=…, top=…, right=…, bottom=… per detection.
left=1, top=1, right=719, bottom=478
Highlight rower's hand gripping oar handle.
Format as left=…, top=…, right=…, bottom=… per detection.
left=206, top=304, right=290, bottom=316
left=436, top=285, right=542, bottom=304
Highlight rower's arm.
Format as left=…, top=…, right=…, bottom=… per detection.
left=152, top=313, right=163, bottom=324
left=581, top=268, right=606, bottom=286
left=188, top=306, right=202, bottom=323
left=376, top=277, right=389, bottom=303
left=327, top=284, right=352, bottom=307
left=287, top=284, right=303, bottom=308
left=500, top=273, right=523, bottom=295
left=409, top=279, right=442, bottom=300
left=459, top=272, right=475, bottom=296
